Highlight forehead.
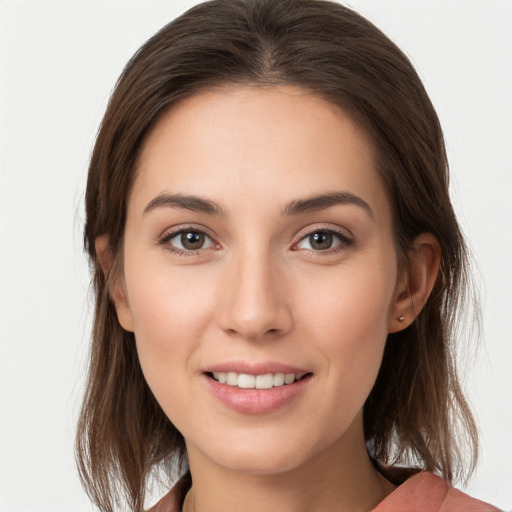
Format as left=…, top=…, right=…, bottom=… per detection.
left=130, top=85, right=391, bottom=225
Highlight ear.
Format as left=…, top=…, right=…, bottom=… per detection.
left=95, top=234, right=134, bottom=332
left=388, top=233, right=441, bottom=333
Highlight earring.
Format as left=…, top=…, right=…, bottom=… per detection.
left=398, top=315, right=405, bottom=322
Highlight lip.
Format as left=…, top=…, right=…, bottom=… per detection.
left=202, top=361, right=313, bottom=415
left=203, top=361, right=310, bottom=376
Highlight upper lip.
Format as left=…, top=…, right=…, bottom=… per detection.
left=203, top=361, right=310, bottom=376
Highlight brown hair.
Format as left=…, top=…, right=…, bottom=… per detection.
left=76, top=0, right=478, bottom=510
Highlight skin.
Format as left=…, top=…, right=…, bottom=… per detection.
left=100, top=85, right=440, bottom=512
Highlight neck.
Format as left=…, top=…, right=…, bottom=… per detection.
left=183, top=417, right=395, bottom=512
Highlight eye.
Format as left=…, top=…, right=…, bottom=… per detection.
left=161, top=229, right=215, bottom=253
left=295, top=230, right=351, bottom=251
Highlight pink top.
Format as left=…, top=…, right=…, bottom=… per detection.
left=148, top=471, right=500, bottom=512
left=373, top=471, right=500, bottom=511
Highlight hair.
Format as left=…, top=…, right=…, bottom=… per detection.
left=76, top=0, right=479, bottom=510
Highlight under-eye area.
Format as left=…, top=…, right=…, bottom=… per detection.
left=206, top=372, right=313, bottom=389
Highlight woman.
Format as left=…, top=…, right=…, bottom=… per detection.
left=76, top=0, right=500, bottom=510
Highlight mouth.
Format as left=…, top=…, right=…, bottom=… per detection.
left=204, top=369, right=313, bottom=414
left=206, top=371, right=312, bottom=390
left=202, top=362, right=313, bottom=413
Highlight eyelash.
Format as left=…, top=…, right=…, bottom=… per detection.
left=158, top=226, right=354, bottom=256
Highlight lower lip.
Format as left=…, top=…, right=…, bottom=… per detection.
left=204, top=374, right=312, bottom=415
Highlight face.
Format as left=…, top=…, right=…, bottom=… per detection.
left=115, top=86, right=403, bottom=475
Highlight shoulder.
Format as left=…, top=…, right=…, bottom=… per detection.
left=147, top=491, right=180, bottom=512
left=146, top=472, right=191, bottom=512
left=146, top=490, right=179, bottom=512
left=373, top=471, right=502, bottom=512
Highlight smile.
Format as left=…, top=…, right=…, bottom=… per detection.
left=205, top=371, right=313, bottom=414
left=210, top=372, right=305, bottom=389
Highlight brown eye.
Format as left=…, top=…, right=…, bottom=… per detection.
left=296, top=230, right=351, bottom=252
left=164, top=229, right=215, bottom=253
left=309, top=232, right=333, bottom=250
left=181, top=231, right=205, bottom=250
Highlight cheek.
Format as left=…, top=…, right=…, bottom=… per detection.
left=300, top=258, right=396, bottom=391
left=302, top=262, right=394, bottom=337
left=123, top=256, right=217, bottom=384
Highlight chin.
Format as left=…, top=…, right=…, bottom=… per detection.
left=194, top=432, right=319, bottom=476
left=217, top=451, right=307, bottom=476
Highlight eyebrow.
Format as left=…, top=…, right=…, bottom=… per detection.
left=143, top=191, right=373, bottom=218
left=282, top=191, right=374, bottom=218
left=144, top=193, right=226, bottom=216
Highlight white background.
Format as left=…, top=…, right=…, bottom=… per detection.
left=1, top=1, right=511, bottom=511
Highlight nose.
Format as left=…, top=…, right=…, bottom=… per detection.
left=216, top=248, right=293, bottom=341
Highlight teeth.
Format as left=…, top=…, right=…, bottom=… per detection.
left=284, top=373, right=296, bottom=384
left=213, top=372, right=227, bottom=384
left=238, top=374, right=256, bottom=389
left=211, top=371, right=302, bottom=389
left=256, top=374, right=273, bottom=389
left=273, top=373, right=285, bottom=386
